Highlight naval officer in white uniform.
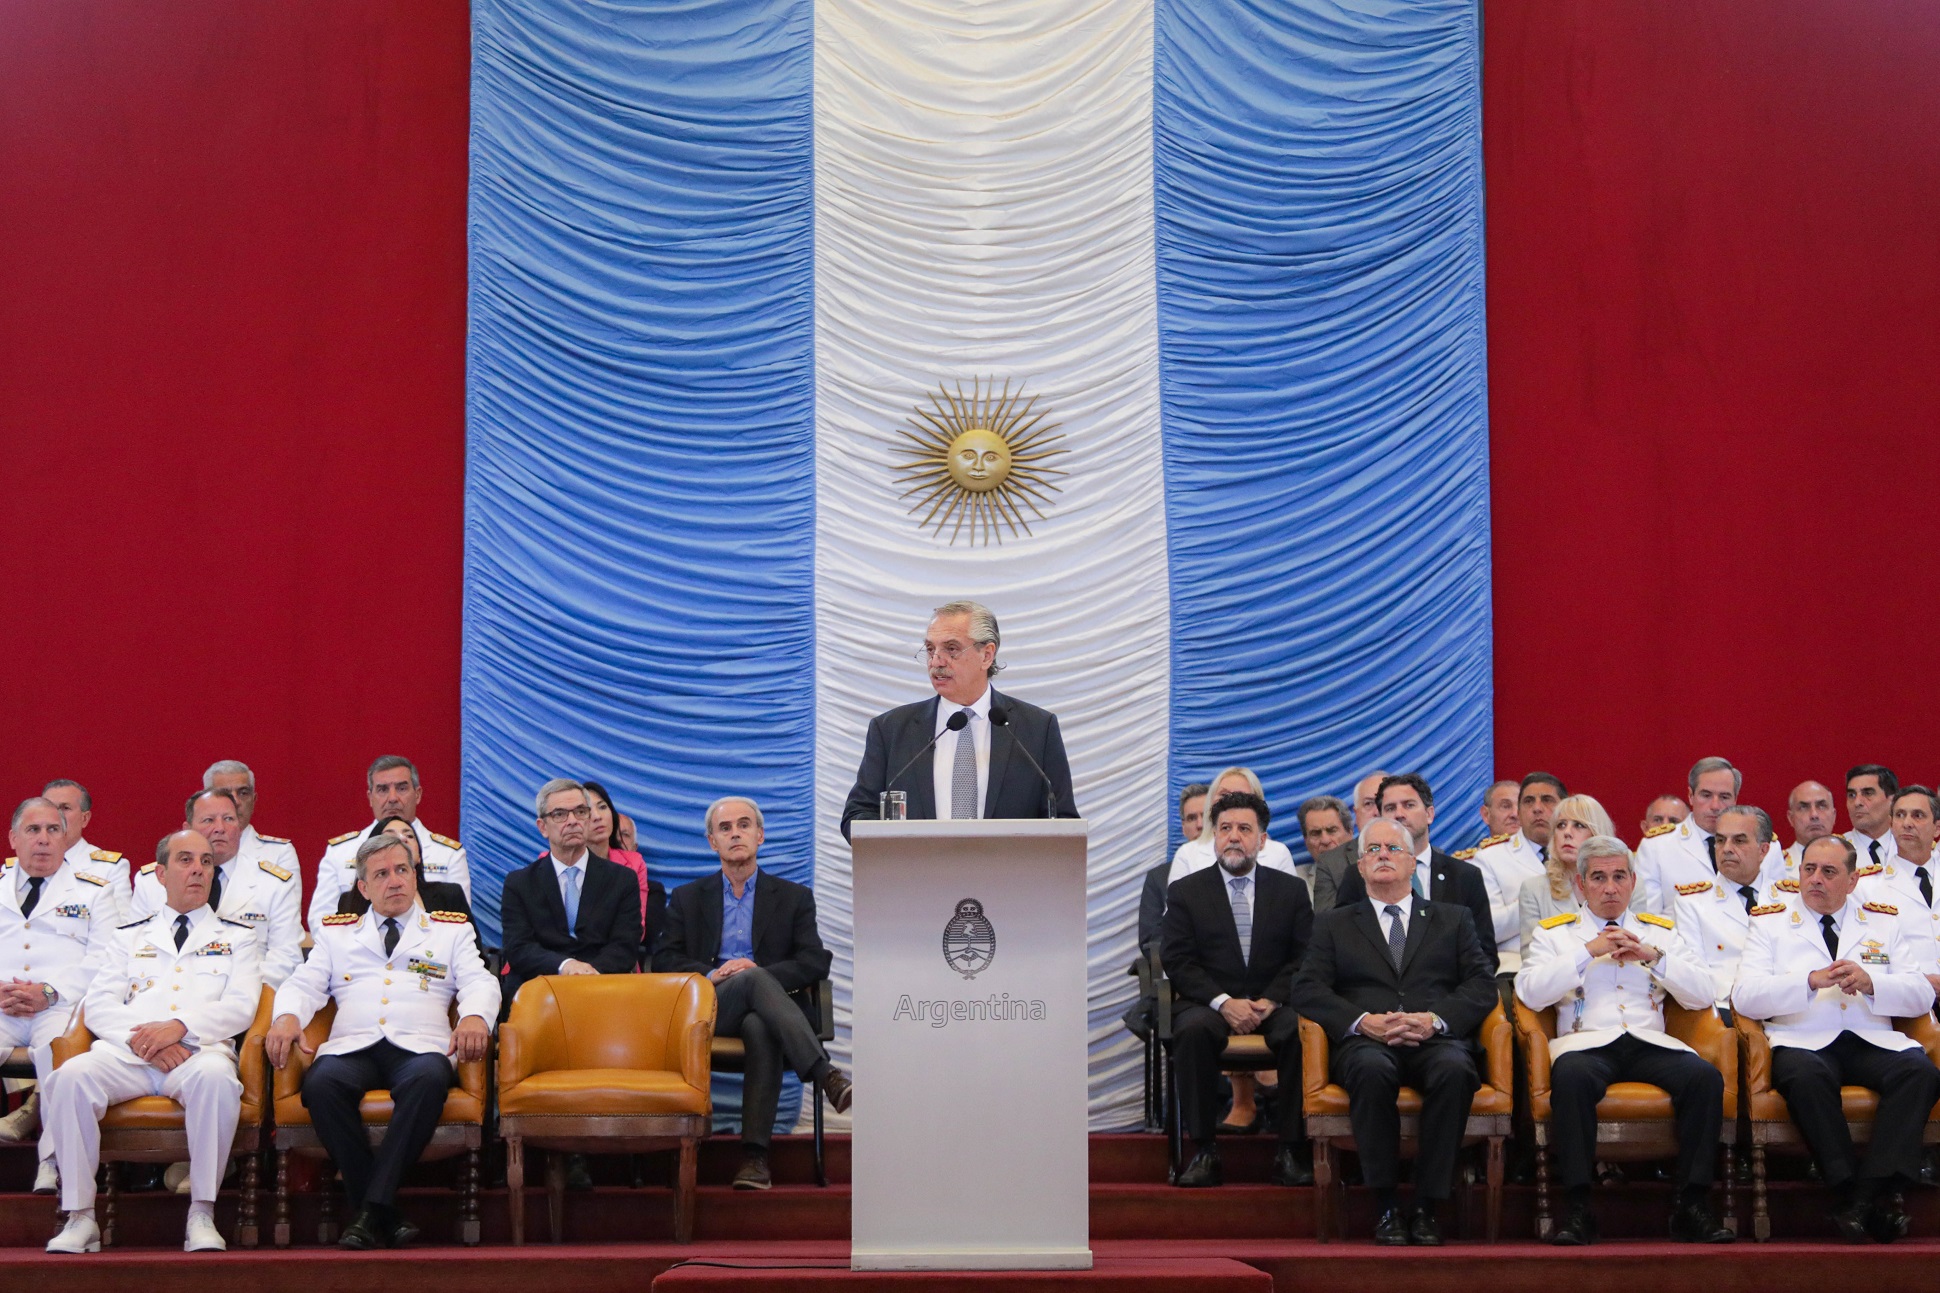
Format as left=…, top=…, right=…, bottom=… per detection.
left=1670, top=806, right=1784, bottom=1004
left=131, top=790, right=302, bottom=987
left=41, top=779, right=131, bottom=923
left=43, top=829, right=264, bottom=1254
left=269, top=832, right=496, bottom=1250
left=308, top=756, right=469, bottom=932
left=1635, top=757, right=1782, bottom=914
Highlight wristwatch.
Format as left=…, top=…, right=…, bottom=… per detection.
left=40, top=985, right=57, bottom=1005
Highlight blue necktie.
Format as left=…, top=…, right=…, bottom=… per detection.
left=1384, top=904, right=1406, bottom=970
left=1229, top=876, right=1252, bottom=962
left=563, top=865, right=582, bottom=934
left=949, top=710, right=978, bottom=819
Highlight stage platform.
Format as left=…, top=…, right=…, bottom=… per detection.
left=1, top=1135, right=1935, bottom=1291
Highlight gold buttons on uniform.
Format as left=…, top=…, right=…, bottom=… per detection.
left=384, top=978, right=392, bottom=985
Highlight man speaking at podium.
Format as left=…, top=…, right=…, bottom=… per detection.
left=842, top=600, right=1078, bottom=839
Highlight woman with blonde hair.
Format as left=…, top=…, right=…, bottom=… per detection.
left=1516, top=794, right=1637, bottom=957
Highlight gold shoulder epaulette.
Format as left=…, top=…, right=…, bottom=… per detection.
left=1452, top=847, right=1477, bottom=861
left=1638, top=912, right=1674, bottom=929
left=1540, top=912, right=1579, bottom=929
left=429, top=832, right=462, bottom=850
left=1675, top=881, right=1712, bottom=896
left=73, top=872, right=107, bottom=887
left=1643, top=823, right=1676, bottom=840
left=1775, top=878, right=1800, bottom=893
left=429, top=910, right=470, bottom=924
left=329, top=830, right=360, bottom=846
left=89, top=849, right=123, bottom=863
left=257, top=860, right=293, bottom=882
left=1750, top=903, right=1787, bottom=916
left=1479, top=832, right=1510, bottom=849
left=320, top=912, right=360, bottom=926
left=257, top=833, right=290, bottom=844
left=1864, top=901, right=1899, bottom=916
left=138, top=861, right=158, bottom=875
left=2, top=857, right=14, bottom=868
left=1856, top=864, right=1884, bottom=878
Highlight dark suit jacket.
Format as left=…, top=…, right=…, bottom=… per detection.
left=840, top=689, right=1079, bottom=839
left=1135, top=860, right=1171, bottom=956
left=1310, top=840, right=1359, bottom=914
left=653, top=868, right=833, bottom=996
left=336, top=874, right=480, bottom=954
left=1334, top=847, right=1498, bottom=973
left=1161, top=864, right=1314, bottom=1009
left=500, top=853, right=644, bottom=1005
left=1291, top=896, right=1497, bottom=1043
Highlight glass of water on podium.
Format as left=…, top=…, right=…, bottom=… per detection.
left=879, top=790, right=908, bottom=821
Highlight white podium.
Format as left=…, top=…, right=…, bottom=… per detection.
left=848, top=818, right=1092, bottom=1271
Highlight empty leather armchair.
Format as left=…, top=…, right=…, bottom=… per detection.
left=497, top=972, right=715, bottom=1243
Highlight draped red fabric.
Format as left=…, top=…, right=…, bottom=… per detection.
left=1485, top=0, right=1940, bottom=835
left=0, top=2, right=470, bottom=903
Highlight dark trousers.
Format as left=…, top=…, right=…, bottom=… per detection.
left=1332, top=1034, right=1479, bottom=1200
left=1551, top=1032, right=1722, bottom=1191
left=1170, top=1004, right=1303, bottom=1148
left=716, top=967, right=829, bottom=1151
left=301, top=1040, right=454, bottom=1211
left=1771, top=1032, right=1940, bottom=1190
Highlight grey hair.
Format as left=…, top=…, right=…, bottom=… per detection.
left=535, top=777, right=588, bottom=816
left=1575, top=834, right=1634, bottom=877
left=1197, top=767, right=1267, bottom=841
left=203, top=759, right=255, bottom=789
left=1297, top=794, right=1350, bottom=833
left=354, top=831, right=413, bottom=882
left=156, top=832, right=177, bottom=865
left=705, top=796, right=766, bottom=834
left=1718, top=804, right=1774, bottom=846
left=1687, top=756, right=1742, bottom=796
left=41, top=779, right=91, bottom=812
left=932, top=599, right=1003, bottom=676
left=367, top=755, right=420, bottom=790
left=11, top=797, right=63, bottom=831
left=1359, top=818, right=1416, bottom=856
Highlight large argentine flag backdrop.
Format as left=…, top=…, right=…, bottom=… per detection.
left=467, top=0, right=1490, bottom=1130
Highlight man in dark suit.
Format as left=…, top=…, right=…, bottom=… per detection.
left=499, top=779, right=643, bottom=1009
left=1123, top=785, right=1209, bottom=1042
left=1162, top=790, right=1315, bottom=1187
left=1311, top=770, right=1385, bottom=912
left=1294, top=817, right=1497, bottom=1246
left=655, top=796, right=851, bottom=1190
left=1334, top=773, right=1498, bottom=972
left=840, top=600, right=1077, bottom=839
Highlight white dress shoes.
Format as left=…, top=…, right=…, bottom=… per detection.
left=46, top=1213, right=101, bottom=1254
left=185, top=1211, right=228, bottom=1252
left=32, top=1159, right=58, bottom=1194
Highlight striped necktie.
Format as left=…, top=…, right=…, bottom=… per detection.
left=1384, top=904, right=1406, bottom=969
left=949, top=709, right=978, bottom=819
left=1229, top=875, right=1252, bottom=962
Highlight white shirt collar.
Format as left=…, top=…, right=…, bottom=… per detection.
left=934, top=685, right=993, bottom=733
left=551, top=851, right=589, bottom=881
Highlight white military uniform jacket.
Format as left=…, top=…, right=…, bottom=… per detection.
left=240, top=825, right=300, bottom=878
left=84, top=905, right=265, bottom=1058
left=1516, top=908, right=1717, bottom=1059
left=308, top=820, right=470, bottom=932
left=275, top=903, right=498, bottom=1058
left=61, top=838, right=132, bottom=923
left=0, top=859, right=121, bottom=1005
left=1669, top=876, right=1782, bottom=1004
left=1845, top=828, right=1900, bottom=873
left=1635, top=819, right=1784, bottom=915
left=1855, top=855, right=1940, bottom=974
left=1470, top=830, right=1543, bottom=972
left=1732, top=896, right=1935, bottom=1053
left=131, top=848, right=303, bottom=987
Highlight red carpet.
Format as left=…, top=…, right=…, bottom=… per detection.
left=651, top=1256, right=1271, bottom=1292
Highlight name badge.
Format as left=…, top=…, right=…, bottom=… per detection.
left=133, top=945, right=160, bottom=959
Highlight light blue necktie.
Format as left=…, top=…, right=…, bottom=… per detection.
left=949, top=709, right=978, bottom=819
left=1229, top=876, right=1252, bottom=962
left=1411, top=863, right=1427, bottom=900
left=563, top=865, right=582, bottom=933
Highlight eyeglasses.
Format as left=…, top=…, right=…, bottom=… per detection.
left=1362, top=843, right=1413, bottom=858
left=541, top=806, right=592, bottom=823
left=913, top=641, right=984, bottom=662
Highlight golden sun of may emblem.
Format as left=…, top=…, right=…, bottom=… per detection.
left=893, top=378, right=1069, bottom=546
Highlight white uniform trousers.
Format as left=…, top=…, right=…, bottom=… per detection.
left=43, top=1042, right=241, bottom=1211
left=0, top=1004, right=75, bottom=1162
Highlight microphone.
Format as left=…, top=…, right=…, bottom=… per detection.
left=988, top=704, right=1061, bottom=817
left=882, top=708, right=971, bottom=803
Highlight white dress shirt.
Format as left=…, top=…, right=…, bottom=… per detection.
left=931, top=686, right=992, bottom=819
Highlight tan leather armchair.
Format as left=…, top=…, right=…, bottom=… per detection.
left=1515, top=1000, right=1738, bottom=1238
left=1737, top=1013, right=1940, bottom=1240
left=1151, top=965, right=1284, bottom=1180
left=498, top=973, right=715, bottom=1244
left=49, top=985, right=276, bottom=1248
left=1300, top=1002, right=1513, bottom=1241
left=267, top=999, right=488, bottom=1246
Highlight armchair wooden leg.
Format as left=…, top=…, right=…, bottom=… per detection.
left=238, top=1147, right=261, bottom=1248
left=1486, top=1135, right=1504, bottom=1244
left=318, top=1172, right=339, bottom=1246
left=273, top=1148, right=291, bottom=1248
left=675, top=1135, right=698, bottom=1244
left=545, top=1148, right=566, bottom=1244
left=506, top=1136, right=526, bottom=1247
left=1751, top=1143, right=1770, bottom=1242
left=460, top=1147, right=481, bottom=1246
left=1534, top=1129, right=1552, bottom=1240
left=1721, top=1143, right=1738, bottom=1237
left=1311, top=1139, right=1333, bottom=1243
left=100, top=1164, right=117, bottom=1249
left=813, top=1081, right=828, bottom=1188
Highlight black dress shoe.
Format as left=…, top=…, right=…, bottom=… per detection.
left=566, top=1153, right=595, bottom=1191
left=1174, top=1147, right=1222, bottom=1188
left=1269, top=1145, right=1314, bottom=1187
left=1215, top=1114, right=1261, bottom=1135
left=387, top=1208, right=421, bottom=1248
left=1668, top=1201, right=1734, bottom=1243
left=1408, top=1210, right=1443, bottom=1246
left=1829, top=1198, right=1871, bottom=1243
left=1549, top=1206, right=1597, bottom=1246
left=1372, top=1207, right=1411, bottom=1246
left=338, top=1206, right=390, bottom=1251
left=1867, top=1194, right=1911, bottom=1244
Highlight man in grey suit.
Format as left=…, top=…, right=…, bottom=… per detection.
left=1312, top=770, right=1388, bottom=912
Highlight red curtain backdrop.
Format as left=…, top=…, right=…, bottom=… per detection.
left=0, top=1, right=470, bottom=902
left=1485, top=0, right=1940, bottom=838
